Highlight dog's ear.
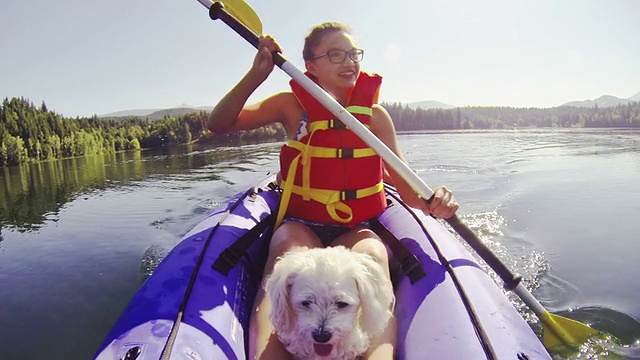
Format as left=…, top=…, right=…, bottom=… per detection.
left=353, top=253, right=395, bottom=335
left=265, top=256, right=298, bottom=334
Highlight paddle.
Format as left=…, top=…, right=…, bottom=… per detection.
left=197, top=0, right=599, bottom=350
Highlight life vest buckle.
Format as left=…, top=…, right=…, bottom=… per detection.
left=329, top=119, right=347, bottom=130
left=337, top=148, right=354, bottom=158
left=340, top=189, right=358, bottom=201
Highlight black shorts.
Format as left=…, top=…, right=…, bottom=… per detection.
left=282, top=217, right=372, bottom=247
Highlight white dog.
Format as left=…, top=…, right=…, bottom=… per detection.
left=266, top=246, right=395, bottom=360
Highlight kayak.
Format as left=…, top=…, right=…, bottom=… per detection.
left=95, top=174, right=551, bottom=359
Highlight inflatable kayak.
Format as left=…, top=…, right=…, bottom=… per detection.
left=95, top=174, right=551, bottom=359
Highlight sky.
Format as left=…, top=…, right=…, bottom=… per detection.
left=1, top=0, right=639, bottom=118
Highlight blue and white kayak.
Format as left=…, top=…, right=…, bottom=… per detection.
left=95, top=174, right=550, bottom=359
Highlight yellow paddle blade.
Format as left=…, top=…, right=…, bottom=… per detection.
left=221, top=0, right=262, bottom=35
left=541, top=312, right=599, bottom=349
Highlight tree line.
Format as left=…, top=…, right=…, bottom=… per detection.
left=2, top=96, right=639, bottom=167
left=0, top=97, right=285, bottom=167
left=382, top=101, right=640, bottom=131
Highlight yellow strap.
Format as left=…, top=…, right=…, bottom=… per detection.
left=287, top=140, right=377, bottom=159
left=345, top=105, right=373, bottom=116
left=308, top=119, right=371, bottom=132
left=309, top=119, right=343, bottom=132
left=307, top=105, right=372, bottom=132
left=276, top=178, right=384, bottom=226
left=275, top=153, right=301, bottom=228
left=301, top=130, right=318, bottom=201
left=288, top=181, right=384, bottom=224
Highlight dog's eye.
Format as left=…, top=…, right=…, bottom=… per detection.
left=301, top=300, right=312, bottom=307
left=336, top=301, right=350, bottom=309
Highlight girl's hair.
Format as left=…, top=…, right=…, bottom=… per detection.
left=302, top=22, right=353, bottom=61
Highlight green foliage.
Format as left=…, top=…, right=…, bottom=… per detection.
left=3, top=96, right=637, bottom=167
left=382, top=102, right=640, bottom=131
left=0, top=97, right=286, bottom=167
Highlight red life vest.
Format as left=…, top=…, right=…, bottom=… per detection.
left=276, top=71, right=387, bottom=227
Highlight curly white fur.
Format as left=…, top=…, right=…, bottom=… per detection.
left=265, top=246, right=395, bottom=360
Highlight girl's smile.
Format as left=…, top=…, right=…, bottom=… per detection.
left=306, top=31, right=361, bottom=102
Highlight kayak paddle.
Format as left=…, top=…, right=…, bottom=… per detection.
left=196, top=0, right=599, bottom=350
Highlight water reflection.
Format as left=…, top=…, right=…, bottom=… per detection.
left=1, top=151, right=141, bottom=231
left=0, top=142, right=282, bottom=231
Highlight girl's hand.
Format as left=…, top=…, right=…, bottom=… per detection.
left=416, top=186, right=459, bottom=219
left=251, top=35, right=282, bottom=81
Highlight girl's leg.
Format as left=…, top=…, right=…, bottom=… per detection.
left=332, top=227, right=396, bottom=360
left=249, top=221, right=322, bottom=360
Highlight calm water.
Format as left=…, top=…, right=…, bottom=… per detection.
left=1, top=129, right=639, bottom=359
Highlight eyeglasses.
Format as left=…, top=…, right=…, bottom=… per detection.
left=311, top=48, right=365, bottom=64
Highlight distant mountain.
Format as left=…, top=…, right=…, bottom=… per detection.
left=103, top=102, right=458, bottom=119
left=98, top=91, right=640, bottom=119
left=100, top=108, right=163, bottom=117
left=99, top=105, right=211, bottom=120
left=406, top=100, right=456, bottom=110
left=561, top=93, right=640, bottom=108
left=144, top=106, right=211, bottom=120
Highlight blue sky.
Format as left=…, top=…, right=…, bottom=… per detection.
left=1, top=0, right=638, bottom=117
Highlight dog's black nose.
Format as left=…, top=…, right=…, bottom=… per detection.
left=312, top=329, right=332, bottom=343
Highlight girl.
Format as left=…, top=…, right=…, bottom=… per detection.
left=208, top=22, right=458, bottom=360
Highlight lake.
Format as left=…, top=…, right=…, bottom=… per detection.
left=1, top=129, right=639, bottom=359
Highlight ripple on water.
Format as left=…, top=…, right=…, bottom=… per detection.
left=551, top=333, right=640, bottom=360
left=454, top=211, right=549, bottom=301
left=414, top=164, right=478, bottom=174
left=453, top=211, right=640, bottom=359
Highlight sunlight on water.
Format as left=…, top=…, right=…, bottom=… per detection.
left=414, top=164, right=478, bottom=174
left=552, top=335, right=640, bottom=360
left=461, top=211, right=505, bottom=239
left=140, top=231, right=180, bottom=281
left=458, top=211, right=550, bottom=322
left=140, top=242, right=172, bottom=282
left=453, top=211, right=640, bottom=359
left=194, top=199, right=223, bottom=213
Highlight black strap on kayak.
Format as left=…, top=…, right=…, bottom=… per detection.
left=211, top=213, right=274, bottom=275
left=370, top=216, right=426, bottom=284
left=159, top=184, right=260, bottom=359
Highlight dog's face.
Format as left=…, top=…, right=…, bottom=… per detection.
left=266, top=246, right=394, bottom=359
left=288, top=267, right=361, bottom=355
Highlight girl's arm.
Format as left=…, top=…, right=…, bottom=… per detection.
left=207, top=35, right=290, bottom=134
left=370, top=104, right=458, bottom=219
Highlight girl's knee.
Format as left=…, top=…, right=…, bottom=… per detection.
left=351, top=237, right=389, bottom=267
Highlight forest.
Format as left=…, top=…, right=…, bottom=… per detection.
left=1, top=96, right=639, bottom=167
left=0, top=97, right=284, bottom=167
left=383, top=101, right=640, bottom=131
